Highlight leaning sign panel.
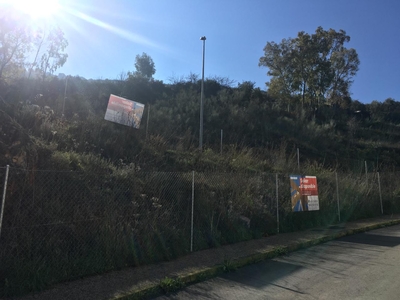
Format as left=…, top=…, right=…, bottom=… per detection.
left=104, top=94, right=144, bottom=129
left=290, top=175, right=319, bottom=212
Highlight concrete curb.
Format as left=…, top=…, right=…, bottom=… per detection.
left=113, top=218, right=400, bottom=300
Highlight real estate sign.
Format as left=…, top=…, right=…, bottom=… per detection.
left=290, top=175, right=319, bottom=212
left=104, top=94, right=144, bottom=129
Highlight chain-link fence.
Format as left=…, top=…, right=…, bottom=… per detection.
left=0, top=166, right=399, bottom=296
left=192, top=172, right=277, bottom=250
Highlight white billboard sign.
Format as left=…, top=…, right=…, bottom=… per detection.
left=104, top=94, right=144, bottom=129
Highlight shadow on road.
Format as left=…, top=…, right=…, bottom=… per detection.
left=337, top=233, right=400, bottom=247
left=221, top=260, right=303, bottom=289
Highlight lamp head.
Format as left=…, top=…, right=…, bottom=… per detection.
left=200, top=36, right=206, bottom=40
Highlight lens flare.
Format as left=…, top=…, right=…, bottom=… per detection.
left=4, top=0, right=60, bottom=19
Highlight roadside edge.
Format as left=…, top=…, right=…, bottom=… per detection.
left=112, top=218, right=400, bottom=300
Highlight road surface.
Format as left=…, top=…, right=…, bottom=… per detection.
left=154, top=224, right=400, bottom=299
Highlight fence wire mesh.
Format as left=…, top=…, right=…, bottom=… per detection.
left=192, top=173, right=277, bottom=251
left=0, top=168, right=193, bottom=295
left=377, top=172, right=400, bottom=213
left=0, top=167, right=398, bottom=297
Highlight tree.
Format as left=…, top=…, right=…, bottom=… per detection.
left=328, top=47, right=359, bottom=104
left=133, top=52, right=155, bottom=78
left=259, top=27, right=360, bottom=109
left=0, top=15, right=32, bottom=80
left=39, top=27, right=68, bottom=81
left=27, top=27, right=46, bottom=80
left=0, top=7, right=69, bottom=83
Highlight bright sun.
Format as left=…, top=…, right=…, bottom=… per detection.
left=7, top=0, right=60, bottom=19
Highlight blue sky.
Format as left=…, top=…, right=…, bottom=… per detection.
left=50, top=0, right=400, bottom=103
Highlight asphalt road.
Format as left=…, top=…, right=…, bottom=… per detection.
left=154, top=224, right=400, bottom=300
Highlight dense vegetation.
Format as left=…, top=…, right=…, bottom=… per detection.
left=1, top=23, right=400, bottom=296
left=1, top=71, right=400, bottom=172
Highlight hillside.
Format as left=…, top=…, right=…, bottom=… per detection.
left=2, top=76, right=400, bottom=297
left=0, top=76, right=400, bottom=173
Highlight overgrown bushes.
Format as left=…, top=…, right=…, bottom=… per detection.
left=1, top=154, right=400, bottom=296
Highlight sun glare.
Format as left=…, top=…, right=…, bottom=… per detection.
left=7, top=0, right=60, bottom=19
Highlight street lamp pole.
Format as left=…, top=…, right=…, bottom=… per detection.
left=199, top=36, right=206, bottom=151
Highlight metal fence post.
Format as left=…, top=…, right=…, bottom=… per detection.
left=146, top=104, right=150, bottom=140
left=335, top=172, right=341, bottom=222
left=297, top=148, right=300, bottom=171
left=190, top=171, right=195, bottom=252
left=276, top=173, right=279, bottom=234
left=0, top=165, right=10, bottom=240
left=220, top=129, right=223, bottom=155
left=377, top=172, right=383, bottom=214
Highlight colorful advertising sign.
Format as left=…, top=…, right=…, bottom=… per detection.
left=290, top=175, right=319, bottom=212
left=104, top=94, right=144, bottom=129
